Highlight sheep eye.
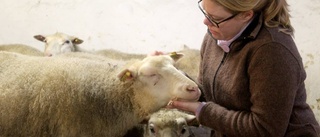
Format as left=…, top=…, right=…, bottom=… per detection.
left=181, top=128, right=186, bottom=134
left=65, top=40, right=70, bottom=44
left=151, top=74, right=159, bottom=86
left=181, top=126, right=188, bottom=134
left=150, top=127, right=155, bottom=134
left=148, top=74, right=156, bottom=77
left=149, top=124, right=156, bottom=134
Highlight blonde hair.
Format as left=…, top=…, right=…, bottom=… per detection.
left=214, top=0, right=294, bottom=35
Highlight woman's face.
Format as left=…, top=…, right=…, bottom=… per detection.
left=201, top=0, right=248, bottom=40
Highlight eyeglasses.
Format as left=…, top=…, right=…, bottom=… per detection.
left=198, top=0, right=238, bottom=28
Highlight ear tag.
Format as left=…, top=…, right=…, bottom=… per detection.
left=169, top=52, right=184, bottom=61
left=121, top=71, right=132, bottom=82
left=170, top=52, right=179, bottom=60
left=73, top=38, right=83, bottom=44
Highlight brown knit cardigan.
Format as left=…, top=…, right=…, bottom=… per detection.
left=197, top=13, right=320, bottom=137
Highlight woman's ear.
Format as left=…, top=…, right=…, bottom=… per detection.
left=240, top=10, right=254, bottom=21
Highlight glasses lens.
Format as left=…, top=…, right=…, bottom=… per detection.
left=198, top=1, right=219, bottom=27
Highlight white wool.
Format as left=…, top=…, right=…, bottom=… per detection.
left=0, top=51, right=200, bottom=137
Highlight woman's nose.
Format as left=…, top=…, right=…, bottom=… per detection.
left=203, top=18, right=213, bottom=26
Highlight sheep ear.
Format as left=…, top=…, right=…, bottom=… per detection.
left=185, top=114, right=199, bottom=126
left=139, top=114, right=152, bottom=124
left=72, top=38, right=84, bottom=45
left=118, top=69, right=134, bottom=82
left=140, top=117, right=150, bottom=124
left=169, top=52, right=184, bottom=62
left=34, top=35, right=46, bottom=42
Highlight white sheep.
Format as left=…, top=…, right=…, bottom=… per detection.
left=143, top=108, right=197, bottom=137
left=94, top=48, right=147, bottom=60
left=121, top=47, right=205, bottom=137
left=0, top=44, right=44, bottom=56
left=124, top=108, right=211, bottom=137
left=33, top=32, right=200, bottom=80
left=0, top=51, right=201, bottom=137
left=63, top=50, right=204, bottom=137
left=174, top=45, right=200, bottom=81
left=34, top=32, right=86, bottom=56
left=95, top=45, right=200, bottom=81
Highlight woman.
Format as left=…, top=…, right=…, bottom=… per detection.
left=167, top=0, right=320, bottom=136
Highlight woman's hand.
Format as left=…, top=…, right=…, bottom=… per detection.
left=168, top=100, right=203, bottom=115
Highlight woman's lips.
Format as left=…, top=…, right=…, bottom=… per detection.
left=209, top=29, right=218, bottom=35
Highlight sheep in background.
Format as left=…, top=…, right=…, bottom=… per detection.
left=174, top=45, right=200, bottom=81
left=143, top=108, right=197, bottom=137
left=123, top=108, right=197, bottom=137
left=57, top=51, right=125, bottom=64
left=0, top=51, right=200, bottom=137
left=0, top=44, right=44, bottom=56
left=95, top=45, right=200, bottom=81
left=33, top=32, right=200, bottom=80
left=33, top=32, right=143, bottom=58
left=95, top=48, right=146, bottom=60
left=34, top=32, right=86, bottom=56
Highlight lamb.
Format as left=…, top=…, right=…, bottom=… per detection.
left=0, top=44, right=44, bottom=56
left=143, top=108, right=198, bottom=137
left=124, top=109, right=212, bottom=137
left=34, top=32, right=85, bottom=56
left=124, top=108, right=211, bottom=137
left=0, top=51, right=201, bottom=137
left=123, top=108, right=196, bottom=137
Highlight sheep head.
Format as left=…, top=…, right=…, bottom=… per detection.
left=118, top=53, right=201, bottom=109
left=145, top=108, right=197, bottom=137
left=34, top=32, right=83, bottom=56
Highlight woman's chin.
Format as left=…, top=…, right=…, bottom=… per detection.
left=209, top=30, right=220, bottom=39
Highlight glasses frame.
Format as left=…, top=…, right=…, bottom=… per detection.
left=198, top=0, right=238, bottom=28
